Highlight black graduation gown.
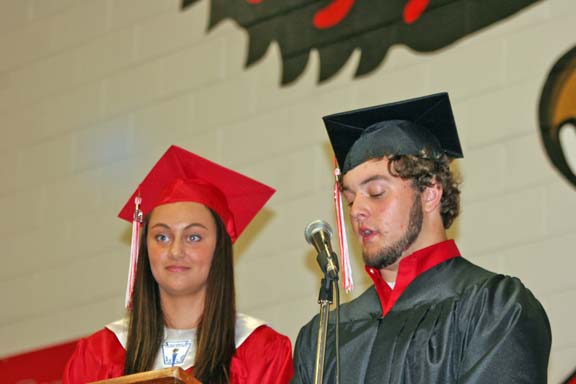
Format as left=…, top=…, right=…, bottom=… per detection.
left=291, top=257, right=551, bottom=383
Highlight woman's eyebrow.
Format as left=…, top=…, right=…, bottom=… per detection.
left=149, top=222, right=208, bottom=230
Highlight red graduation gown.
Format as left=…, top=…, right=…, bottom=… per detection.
left=64, top=324, right=293, bottom=384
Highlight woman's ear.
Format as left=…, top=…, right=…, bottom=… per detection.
left=421, top=181, right=443, bottom=212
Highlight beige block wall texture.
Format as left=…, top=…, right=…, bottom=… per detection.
left=0, top=0, right=574, bottom=381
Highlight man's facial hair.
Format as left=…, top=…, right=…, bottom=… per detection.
left=363, top=193, right=423, bottom=269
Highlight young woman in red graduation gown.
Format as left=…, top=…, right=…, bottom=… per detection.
left=63, top=146, right=294, bottom=384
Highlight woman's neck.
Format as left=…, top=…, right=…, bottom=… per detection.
left=160, top=292, right=205, bottom=329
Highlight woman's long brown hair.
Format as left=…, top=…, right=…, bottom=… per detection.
left=124, top=207, right=236, bottom=384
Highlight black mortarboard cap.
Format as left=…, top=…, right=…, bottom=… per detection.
left=323, top=92, right=463, bottom=173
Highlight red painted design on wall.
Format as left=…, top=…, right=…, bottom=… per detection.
left=246, top=0, right=429, bottom=28
left=313, top=0, right=356, bottom=29
left=0, top=339, right=77, bottom=383
left=403, top=0, right=430, bottom=24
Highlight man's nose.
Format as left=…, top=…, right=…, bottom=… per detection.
left=349, top=195, right=369, bottom=222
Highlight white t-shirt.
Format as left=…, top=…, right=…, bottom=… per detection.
left=106, top=313, right=266, bottom=370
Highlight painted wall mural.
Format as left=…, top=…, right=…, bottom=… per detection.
left=539, top=45, right=576, bottom=188
left=181, top=0, right=541, bottom=84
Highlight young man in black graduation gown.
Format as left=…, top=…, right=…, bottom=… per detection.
left=291, top=93, right=551, bottom=383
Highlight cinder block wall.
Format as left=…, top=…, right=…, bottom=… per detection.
left=0, top=0, right=574, bottom=381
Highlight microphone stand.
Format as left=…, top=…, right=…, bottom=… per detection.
left=313, top=251, right=339, bottom=384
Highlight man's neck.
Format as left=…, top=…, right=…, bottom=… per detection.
left=380, top=232, right=448, bottom=282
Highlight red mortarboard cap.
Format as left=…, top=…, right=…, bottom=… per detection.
left=323, top=92, right=463, bottom=174
left=118, top=145, right=275, bottom=243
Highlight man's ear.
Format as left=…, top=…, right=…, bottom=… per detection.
left=421, top=181, right=443, bottom=212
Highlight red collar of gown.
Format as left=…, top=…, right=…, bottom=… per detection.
left=365, top=239, right=461, bottom=317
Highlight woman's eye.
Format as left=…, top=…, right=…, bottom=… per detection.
left=188, top=234, right=201, bottom=242
left=154, top=234, right=169, bottom=242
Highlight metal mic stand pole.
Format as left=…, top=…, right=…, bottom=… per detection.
left=313, top=253, right=337, bottom=384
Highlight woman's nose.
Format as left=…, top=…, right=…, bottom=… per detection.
left=169, top=239, right=184, bottom=259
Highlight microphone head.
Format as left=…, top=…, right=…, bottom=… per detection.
left=304, top=219, right=333, bottom=245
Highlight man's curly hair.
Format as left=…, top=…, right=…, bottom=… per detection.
left=387, top=154, right=461, bottom=229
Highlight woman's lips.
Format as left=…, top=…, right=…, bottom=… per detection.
left=166, top=265, right=190, bottom=272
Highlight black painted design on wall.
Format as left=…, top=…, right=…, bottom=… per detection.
left=182, top=0, right=540, bottom=85
left=539, top=45, right=576, bottom=188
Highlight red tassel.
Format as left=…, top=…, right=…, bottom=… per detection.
left=125, top=195, right=143, bottom=308
left=333, top=161, right=354, bottom=292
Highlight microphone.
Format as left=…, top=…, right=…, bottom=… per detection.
left=305, top=220, right=339, bottom=280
